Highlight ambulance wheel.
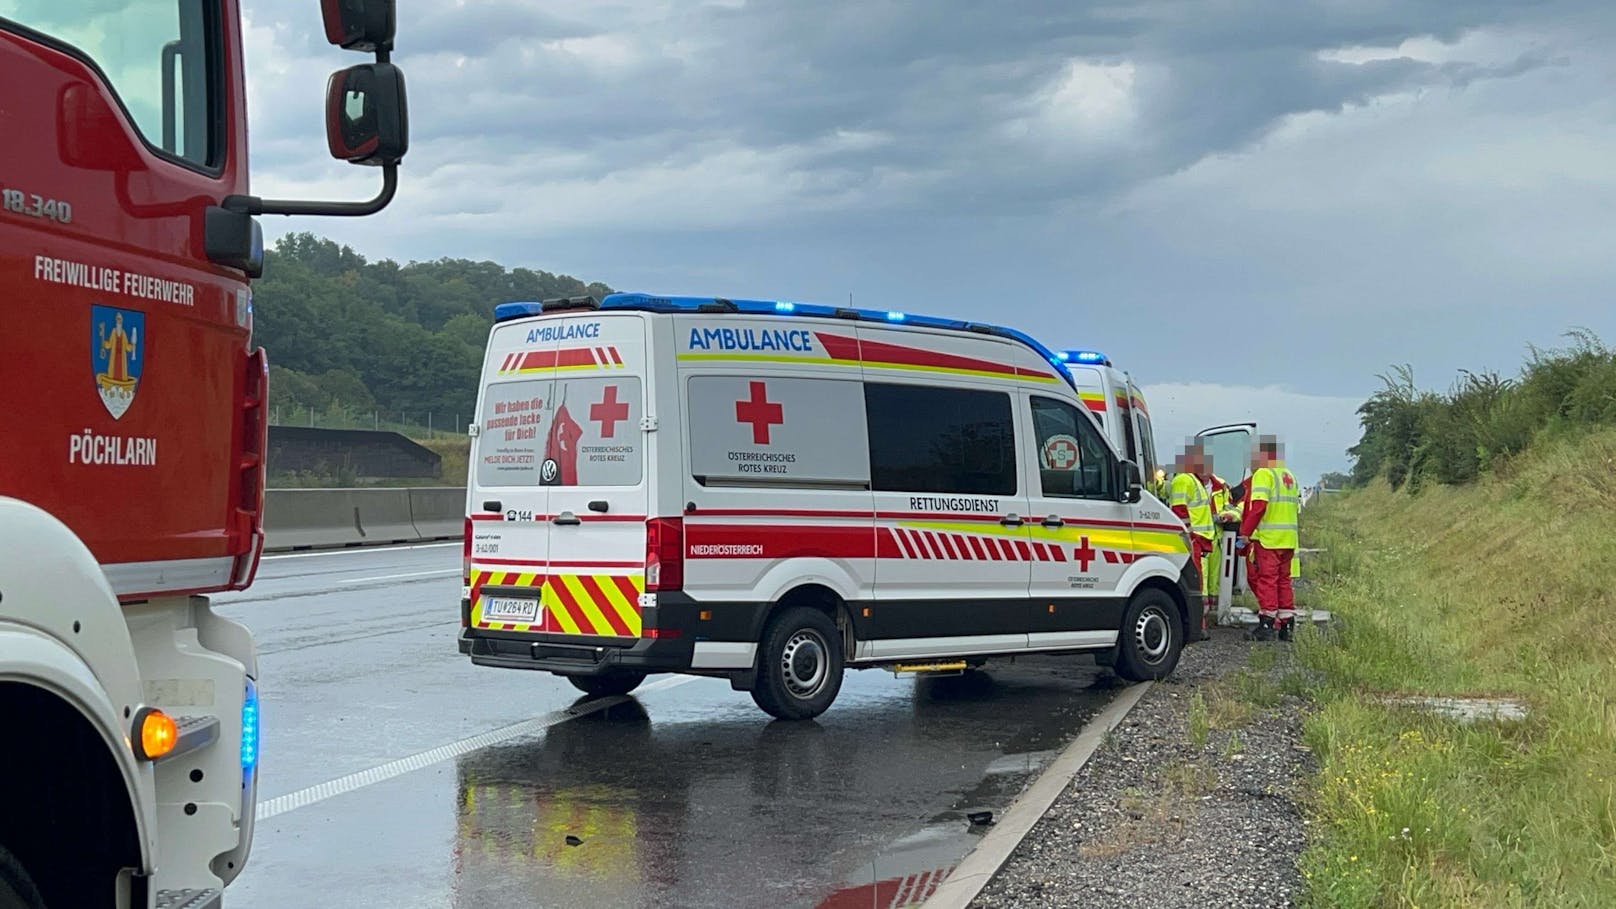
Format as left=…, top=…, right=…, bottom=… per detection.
left=1114, top=588, right=1183, bottom=682
left=567, top=671, right=647, bottom=697
left=751, top=607, right=844, bottom=721
left=0, top=843, right=46, bottom=909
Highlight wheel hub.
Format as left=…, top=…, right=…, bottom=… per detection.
left=1134, top=607, right=1170, bottom=664
left=780, top=629, right=829, bottom=698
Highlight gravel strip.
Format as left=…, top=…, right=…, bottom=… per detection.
left=971, top=628, right=1315, bottom=909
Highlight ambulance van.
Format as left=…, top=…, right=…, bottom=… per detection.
left=459, top=294, right=1199, bottom=720
left=1059, top=351, right=1164, bottom=492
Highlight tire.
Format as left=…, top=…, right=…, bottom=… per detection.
left=566, top=671, right=647, bottom=697
left=750, top=607, right=845, bottom=721
left=0, top=844, right=46, bottom=909
left=1113, top=588, right=1184, bottom=682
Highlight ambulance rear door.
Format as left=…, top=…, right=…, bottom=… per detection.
left=468, top=318, right=559, bottom=633
left=541, top=313, right=654, bottom=641
left=1196, top=422, right=1257, bottom=487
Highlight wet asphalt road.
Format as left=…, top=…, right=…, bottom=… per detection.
left=213, top=544, right=1126, bottom=908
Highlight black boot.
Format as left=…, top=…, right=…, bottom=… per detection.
left=1252, top=615, right=1275, bottom=642
left=1277, top=619, right=1294, bottom=642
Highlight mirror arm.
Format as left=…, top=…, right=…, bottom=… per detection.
left=223, top=163, right=398, bottom=218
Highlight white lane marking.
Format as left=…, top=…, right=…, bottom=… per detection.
left=262, top=542, right=459, bottom=562
left=336, top=569, right=460, bottom=585
left=255, top=675, right=699, bottom=821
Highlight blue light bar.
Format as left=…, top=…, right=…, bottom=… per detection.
left=1060, top=349, right=1112, bottom=366
left=241, top=678, right=259, bottom=776
left=498, top=292, right=1078, bottom=391
left=494, top=301, right=544, bottom=322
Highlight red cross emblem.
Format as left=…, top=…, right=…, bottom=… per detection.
left=735, top=381, right=784, bottom=444
left=589, top=385, right=630, bottom=438
left=1042, top=435, right=1080, bottom=470
left=1072, top=535, right=1096, bottom=572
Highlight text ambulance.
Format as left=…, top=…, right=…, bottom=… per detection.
left=460, top=295, right=1200, bottom=720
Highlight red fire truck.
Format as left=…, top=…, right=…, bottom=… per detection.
left=0, top=2, right=407, bottom=906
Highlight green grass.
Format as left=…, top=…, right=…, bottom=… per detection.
left=1188, top=692, right=1210, bottom=748
left=416, top=437, right=469, bottom=486
left=1296, top=428, right=1616, bottom=908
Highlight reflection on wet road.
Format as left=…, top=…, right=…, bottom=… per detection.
left=220, top=545, right=1125, bottom=909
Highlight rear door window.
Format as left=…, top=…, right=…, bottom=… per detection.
left=476, top=380, right=548, bottom=487
left=544, top=376, right=644, bottom=487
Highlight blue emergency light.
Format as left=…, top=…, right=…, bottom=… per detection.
left=1058, top=349, right=1112, bottom=366
left=492, top=292, right=1078, bottom=391
left=241, top=678, right=259, bottom=776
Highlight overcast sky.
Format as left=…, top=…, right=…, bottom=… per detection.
left=241, top=1, right=1616, bottom=483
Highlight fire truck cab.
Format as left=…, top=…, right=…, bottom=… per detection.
left=0, top=2, right=406, bottom=906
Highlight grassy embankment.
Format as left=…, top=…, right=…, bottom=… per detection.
left=1294, top=429, right=1616, bottom=907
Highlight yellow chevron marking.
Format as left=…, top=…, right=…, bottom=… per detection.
left=545, top=583, right=583, bottom=634
left=562, top=574, right=618, bottom=636
left=597, top=577, right=642, bottom=636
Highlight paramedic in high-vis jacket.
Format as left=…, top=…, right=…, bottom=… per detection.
left=1168, top=444, right=1217, bottom=632
left=1235, top=436, right=1301, bottom=641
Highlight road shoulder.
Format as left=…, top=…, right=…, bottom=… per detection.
left=970, top=629, right=1315, bottom=909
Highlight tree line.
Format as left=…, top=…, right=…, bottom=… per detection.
left=254, top=233, right=612, bottom=428
left=1348, top=329, right=1616, bottom=490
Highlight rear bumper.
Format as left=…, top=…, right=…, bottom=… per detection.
left=460, top=591, right=767, bottom=675
left=462, top=630, right=698, bottom=676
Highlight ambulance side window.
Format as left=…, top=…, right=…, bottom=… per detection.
left=1030, top=396, right=1114, bottom=500
left=865, top=384, right=1015, bottom=495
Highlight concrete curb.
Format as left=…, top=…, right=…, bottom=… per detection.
left=920, top=680, right=1155, bottom=909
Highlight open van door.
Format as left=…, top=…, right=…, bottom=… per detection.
left=1195, top=422, right=1256, bottom=488
left=1195, top=421, right=1255, bottom=623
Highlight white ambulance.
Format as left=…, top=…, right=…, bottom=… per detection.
left=459, top=294, right=1200, bottom=720
left=1058, top=350, right=1164, bottom=490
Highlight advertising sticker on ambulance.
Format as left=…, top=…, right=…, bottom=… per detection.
left=476, top=377, right=644, bottom=488
left=1041, top=434, right=1082, bottom=471
left=688, top=376, right=869, bottom=483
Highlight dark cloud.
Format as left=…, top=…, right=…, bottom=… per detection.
left=347, top=0, right=1588, bottom=216
left=244, top=0, right=1616, bottom=476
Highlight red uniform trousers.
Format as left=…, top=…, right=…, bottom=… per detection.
left=1248, top=542, right=1295, bottom=626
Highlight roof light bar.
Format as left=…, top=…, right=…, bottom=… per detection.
left=492, top=292, right=1078, bottom=390
left=1060, top=349, right=1112, bottom=366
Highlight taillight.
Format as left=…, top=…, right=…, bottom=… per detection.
left=462, top=517, right=473, bottom=583
left=645, top=517, right=684, bottom=592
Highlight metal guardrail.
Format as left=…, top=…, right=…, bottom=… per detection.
left=262, top=487, right=465, bottom=551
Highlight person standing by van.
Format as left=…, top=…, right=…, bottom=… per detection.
left=1169, top=444, right=1217, bottom=629
left=1236, top=436, right=1300, bottom=640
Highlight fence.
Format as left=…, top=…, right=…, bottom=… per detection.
left=269, top=405, right=468, bottom=441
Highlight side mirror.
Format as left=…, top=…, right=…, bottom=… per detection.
left=322, top=0, right=396, bottom=53
left=1120, top=460, right=1144, bottom=504
left=326, top=63, right=408, bottom=166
